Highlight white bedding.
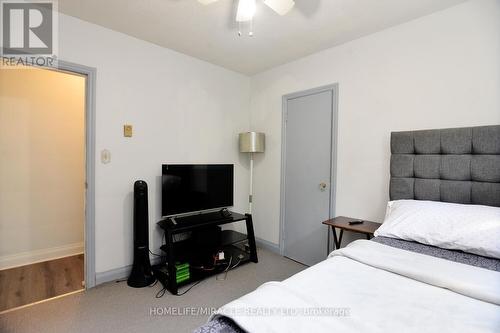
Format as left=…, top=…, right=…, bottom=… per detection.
left=212, top=240, right=500, bottom=333
left=374, top=200, right=500, bottom=259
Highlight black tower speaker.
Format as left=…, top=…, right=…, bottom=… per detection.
left=127, top=180, right=155, bottom=288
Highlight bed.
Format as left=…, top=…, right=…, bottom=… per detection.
left=194, top=125, right=500, bottom=333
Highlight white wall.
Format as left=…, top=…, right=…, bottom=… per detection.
left=57, top=14, right=251, bottom=274
left=249, top=0, right=500, bottom=245
left=0, top=67, right=85, bottom=269
left=51, top=0, right=499, bottom=274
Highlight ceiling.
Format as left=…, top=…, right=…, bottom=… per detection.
left=58, top=0, right=468, bottom=75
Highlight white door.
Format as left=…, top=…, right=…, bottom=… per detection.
left=282, top=86, right=336, bottom=266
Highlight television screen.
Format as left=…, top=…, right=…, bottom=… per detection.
left=162, top=164, right=234, bottom=216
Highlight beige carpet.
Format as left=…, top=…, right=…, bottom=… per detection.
left=0, top=248, right=305, bottom=333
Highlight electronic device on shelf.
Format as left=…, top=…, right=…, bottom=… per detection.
left=157, top=211, right=258, bottom=295
left=220, top=208, right=232, bottom=218
left=162, top=164, right=234, bottom=218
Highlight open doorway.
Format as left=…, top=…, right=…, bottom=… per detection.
left=0, top=65, right=87, bottom=312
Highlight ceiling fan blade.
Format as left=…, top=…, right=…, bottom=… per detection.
left=263, top=0, right=295, bottom=15
left=198, top=0, right=220, bottom=5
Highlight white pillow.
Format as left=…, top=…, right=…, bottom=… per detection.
left=374, top=200, right=500, bottom=259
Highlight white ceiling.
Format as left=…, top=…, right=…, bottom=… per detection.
left=58, top=0, right=468, bottom=75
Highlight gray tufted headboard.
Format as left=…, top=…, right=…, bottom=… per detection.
left=390, top=125, right=500, bottom=207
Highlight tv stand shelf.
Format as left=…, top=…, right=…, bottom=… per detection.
left=156, top=211, right=258, bottom=295
left=221, top=230, right=248, bottom=246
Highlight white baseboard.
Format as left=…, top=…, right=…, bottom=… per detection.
left=0, top=242, right=84, bottom=270
left=95, top=265, right=132, bottom=285
left=95, top=256, right=162, bottom=286
left=256, top=237, right=280, bottom=255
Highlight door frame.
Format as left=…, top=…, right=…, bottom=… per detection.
left=45, top=60, right=97, bottom=289
left=279, top=83, right=339, bottom=258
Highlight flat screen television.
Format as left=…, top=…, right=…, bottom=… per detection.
left=162, top=164, right=234, bottom=216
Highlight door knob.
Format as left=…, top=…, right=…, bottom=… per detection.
left=319, top=182, right=327, bottom=191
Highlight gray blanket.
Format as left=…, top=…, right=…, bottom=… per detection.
left=372, top=236, right=500, bottom=271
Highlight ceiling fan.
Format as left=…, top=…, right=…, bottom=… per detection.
left=198, top=0, right=295, bottom=36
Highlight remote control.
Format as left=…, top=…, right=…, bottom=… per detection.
left=348, top=220, right=364, bottom=225
left=220, top=208, right=231, bottom=218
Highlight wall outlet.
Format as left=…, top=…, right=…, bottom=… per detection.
left=123, top=124, right=133, bottom=137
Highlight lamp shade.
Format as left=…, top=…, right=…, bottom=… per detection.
left=239, top=132, right=265, bottom=153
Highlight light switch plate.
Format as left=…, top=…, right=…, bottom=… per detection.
left=101, top=149, right=111, bottom=164
left=124, top=125, right=133, bottom=137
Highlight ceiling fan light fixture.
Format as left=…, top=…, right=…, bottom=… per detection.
left=236, top=0, right=257, bottom=22
left=197, top=0, right=294, bottom=38
left=263, top=0, right=295, bottom=16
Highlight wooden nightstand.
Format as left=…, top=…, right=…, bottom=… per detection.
left=322, top=216, right=380, bottom=252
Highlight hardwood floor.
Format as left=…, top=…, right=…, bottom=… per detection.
left=0, top=254, right=84, bottom=312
